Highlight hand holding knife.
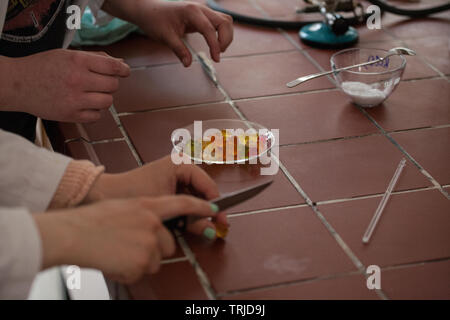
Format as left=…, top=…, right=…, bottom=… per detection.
left=163, top=180, right=273, bottom=233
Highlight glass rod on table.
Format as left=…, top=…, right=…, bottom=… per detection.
left=362, top=158, right=407, bottom=244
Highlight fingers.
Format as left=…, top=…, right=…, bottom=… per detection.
left=187, top=218, right=216, bottom=240
left=155, top=226, right=176, bottom=258
left=186, top=211, right=229, bottom=240
left=76, top=109, right=101, bottom=122
left=84, top=52, right=130, bottom=77
left=81, top=92, right=113, bottom=110
left=147, top=247, right=162, bottom=274
left=176, top=164, right=220, bottom=200
left=202, top=9, right=233, bottom=53
left=190, top=10, right=221, bottom=63
left=83, top=73, right=119, bottom=93
left=145, top=195, right=216, bottom=220
left=164, top=31, right=192, bottom=67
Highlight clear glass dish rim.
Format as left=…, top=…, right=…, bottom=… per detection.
left=330, top=47, right=407, bottom=76
left=171, top=119, right=275, bottom=164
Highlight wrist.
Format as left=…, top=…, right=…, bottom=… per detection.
left=33, top=212, right=78, bottom=269
left=83, top=172, right=121, bottom=204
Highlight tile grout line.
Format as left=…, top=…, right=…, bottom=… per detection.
left=175, top=234, right=217, bottom=300
left=378, top=256, right=450, bottom=272
left=109, top=105, right=143, bottom=166
left=357, top=106, right=449, bottom=200
left=383, top=26, right=449, bottom=81
left=316, top=185, right=442, bottom=206
left=160, top=256, right=189, bottom=265
left=226, top=184, right=441, bottom=219
left=248, top=0, right=339, bottom=86
left=219, top=269, right=364, bottom=298
left=188, top=15, right=389, bottom=298
left=161, top=39, right=223, bottom=301
left=219, top=255, right=450, bottom=298
left=280, top=132, right=382, bottom=148
left=115, top=86, right=340, bottom=117
left=274, top=157, right=389, bottom=300
left=90, top=137, right=126, bottom=144
left=228, top=202, right=310, bottom=218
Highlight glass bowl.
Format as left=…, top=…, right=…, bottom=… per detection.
left=171, top=119, right=275, bottom=164
left=330, top=48, right=406, bottom=108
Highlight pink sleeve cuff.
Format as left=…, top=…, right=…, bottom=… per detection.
left=49, top=160, right=105, bottom=209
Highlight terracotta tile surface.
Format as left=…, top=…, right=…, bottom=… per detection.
left=320, top=189, right=450, bottom=267
left=224, top=274, right=379, bottom=300
left=392, top=127, right=450, bottom=186
left=365, top=79, right=450, bottom=132
left=64, top=140, right=137, bottom=173
left=186, top=207, right=356, bottom=294
left=236, top=90, right=378, bottom=145
left=128, top=261, right=208, bottom=300
left=56, top=109, right=121, bottom=142
left=120, top=104, right=238, bottom=163
left=113, top=63, right=224, bottom=112
left=55, top=11, right=449, bottom=299
left=385, top=16, right=450, bottom=39
left=83, top=34, right=179, bottom=68
left=200, top=0, right=264, bottom=18
left=187, top=24, right=296, bottom=58
left=215, top=51, right=335, bottom=100
left=404, top=36, right=450, bottom=75
left=381, top=260, right=450, bottom=300
left=255, top=0, right=300, bottom=18
left=280, top=135, right=430, bottom=202
left=198, top=164, right=305, bottom=214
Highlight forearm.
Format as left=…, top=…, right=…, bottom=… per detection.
left=0, top=55, right=21, bottom=111
left=33, top=211, right=76, bottom=269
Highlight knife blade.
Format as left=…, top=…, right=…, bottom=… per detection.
left=163, top=180, right=273, bottom=232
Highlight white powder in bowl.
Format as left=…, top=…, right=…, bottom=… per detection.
left=341, top=81, right=386, bottom=107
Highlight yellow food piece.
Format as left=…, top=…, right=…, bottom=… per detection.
left=215, top=223, right=229, bottom=239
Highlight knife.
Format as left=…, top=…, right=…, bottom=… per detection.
left=163, top=180, right=273, bottom=232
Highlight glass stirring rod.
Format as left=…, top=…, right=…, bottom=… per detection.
left=362, top=158, right=407, bottom=244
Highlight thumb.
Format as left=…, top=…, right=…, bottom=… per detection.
left=164, top=32, right=192, bottom=67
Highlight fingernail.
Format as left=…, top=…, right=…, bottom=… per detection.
left=210, top=203, right=219, bottom=213
left=182, top=57, right=189, bottom=67
left=203, top=227, right=216, bottom=240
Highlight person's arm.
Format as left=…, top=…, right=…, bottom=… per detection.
left=101, top=0, right=233, bottom=67
left=0, top=50, right=130, bottom=122
left=33, top=196, right=215, bottom=284
left=0, top=55, right=16, bottom=110
left=1, top=195, right=217, bottom=298
left=0, top=207, right=42, bottom=299
left=0, top=129, right=72, bottom=212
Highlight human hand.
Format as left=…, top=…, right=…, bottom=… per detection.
left=4, top=49, right=130, bottom=122
left=133, top=0, right=233, bottom=67
left=85, top=155, right=228, bottom=240
left=35, top=196, right=216, bottom=284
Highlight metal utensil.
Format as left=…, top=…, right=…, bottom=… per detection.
left=286, top=47, right=416, bottom=88
left=163, top=180, right=273, bottom=232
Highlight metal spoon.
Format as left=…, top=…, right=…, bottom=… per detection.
left=286, top=47, right=416, bottom=88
